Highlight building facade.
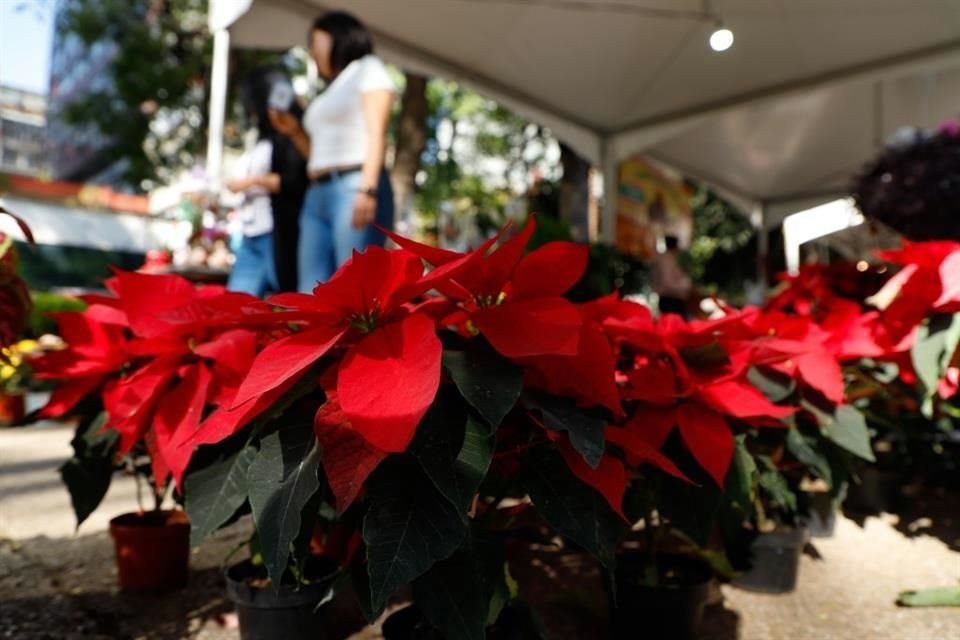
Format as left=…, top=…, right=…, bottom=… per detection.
left=0, top=86, right=48, bottom=177
left=46, top=3, right=118, bottom=182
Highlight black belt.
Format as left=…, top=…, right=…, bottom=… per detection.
left=309, top=165, right=363, bottom=185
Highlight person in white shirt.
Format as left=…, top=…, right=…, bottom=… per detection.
left=269, top=11, right=396, bottom=292
left=652, top=235, right=692, bottom=318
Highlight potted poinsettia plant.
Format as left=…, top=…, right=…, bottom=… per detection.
left=0, top=339, right=41, bottom=425
left=165, top=217, right=874, bottom=639
left=32, top=270, right=269, bottom=592
left=0, top=206, right=34, bottom=425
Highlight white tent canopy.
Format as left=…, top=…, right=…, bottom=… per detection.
left=209, top=0, right=960, bottom=239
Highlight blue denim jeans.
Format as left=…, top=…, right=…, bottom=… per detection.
left=297, top=170, right=394, bottom=292
left=228, top=231, right=277, bottom=297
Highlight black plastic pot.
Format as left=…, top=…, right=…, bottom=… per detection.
left=844, top=466, right=901, bottom=513
left=800, top=491, right=837, bottom=538
left=225, top=557, right=338, bottom=640
left=732, top=526, right=808, bottom=594
left=611, top=553, right=712, bottom=640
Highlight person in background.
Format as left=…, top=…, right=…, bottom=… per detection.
left=224, top=125, right=277, bottom=296
left=269, top=10, right=396, bottom=292
left=652, top=235, right=692, bottom=318
left=243, top=68, right=308, bottom=292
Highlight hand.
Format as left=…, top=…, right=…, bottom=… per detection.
left=268, top=109, right=301, bottom=137
left=352, top=191, right=377, bottom=230
left=224, top=177, right=251, bottom=193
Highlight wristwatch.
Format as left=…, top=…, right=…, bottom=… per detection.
left=359, top=186, right=378, bottom=198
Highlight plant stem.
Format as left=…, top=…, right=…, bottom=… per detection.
left=132, top=461, right=145, bottom=513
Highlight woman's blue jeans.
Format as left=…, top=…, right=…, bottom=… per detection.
left=227, top=231, right=277, bottom=297
left=297, top=170, right=394, bottom=292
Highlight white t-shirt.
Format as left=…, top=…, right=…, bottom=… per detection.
left=232, top=139, right=274, bottom=237
left=303, top=55, right=396, bottom=172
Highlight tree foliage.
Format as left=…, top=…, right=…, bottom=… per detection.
left=56, top=0, right=277, bottom=190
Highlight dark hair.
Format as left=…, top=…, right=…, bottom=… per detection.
left=311, top=11, right=373, bottom=77
left=242, top=67, right=301, bottom=141
left=664, top=235, right=680, bottom=250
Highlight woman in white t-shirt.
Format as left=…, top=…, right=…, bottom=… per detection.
left=270, top=11, right=396, bottom=292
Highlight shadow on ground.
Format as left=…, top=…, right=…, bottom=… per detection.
left=843, top=478, right=960, bottom=551
left=0, top=527, right=245, bottom=640
left=0, top=568, right=232, bottom=640
left=700, top=603, right=741, bottom=640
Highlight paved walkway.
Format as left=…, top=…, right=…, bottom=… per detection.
left=719, top=516, right=960, bottom=639
left=0, top=415, right=140, bottom=540
left=2, top=414, right=960, bottom=638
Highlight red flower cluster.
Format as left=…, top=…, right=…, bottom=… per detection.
left=0, top=209, right=34, bottom=349
left=34, top=271, right=267, bottom=487
left=38, top=218, right=855, bottom=517
left=768, top=240, right=960, bottom=400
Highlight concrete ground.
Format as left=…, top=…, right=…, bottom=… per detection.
left=2, top=412, right=960, bottom=639
left=717, top=516, right=960, bottom=639
left=0, top=415, right=142, bottom=540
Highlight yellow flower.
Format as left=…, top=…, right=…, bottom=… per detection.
left=14, top=340, right=39, bottom=354
left=0, top=365, right=15, bottom=380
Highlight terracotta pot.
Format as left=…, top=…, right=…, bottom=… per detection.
left=109, top=510, right=190, bottom=592
left=0, top=392, right=25, bottom=426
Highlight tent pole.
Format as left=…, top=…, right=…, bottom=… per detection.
left=206, top=27, right=231, bottom=190
left=600, top=137, right=618, bottom=245
left=753, top=203, right=769, bottom=292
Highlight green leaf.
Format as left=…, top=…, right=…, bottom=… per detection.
left=911, top=313, right=960, bottom=417
left=290, top=490, right=323, bottom=575
left=413, top=532, right=508, bottom=640
left=457, top=416, right=495, bottom=499
left=59, top=412, right=118, bottom=528
left=756, top=456, right=797, bottom=513
left=725, top=435, right=757, bottom=513
left=414, top=400, right=495, bottom=513
left=522, top=446, right=623, bottom=568
left=785, top=428, right=833, bottom=485
left=350, top=553, right=378, bottom=623
left=523, top=393, right=605, bottom=469
left=363, top=458, right=468, bottom=614
left=823, top=405, right=876, bottom=462
left=443, top=342, right=523, bottom=430
left=657, top=472, right=725, bottom=548
left=411, top=390, right=471, bottom=511
left=247, top=423, right=321, bottom=588
left=185, top=444, right=257, bottom=546
left=679, top=341, right=730, bottom=369
left=748, top=366, right=796, bottom=403
left=897, top=587, right=960, bottom=607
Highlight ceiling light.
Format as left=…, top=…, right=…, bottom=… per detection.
left=709, top=27, right=734, bottom=52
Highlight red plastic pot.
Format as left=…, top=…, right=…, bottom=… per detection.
left=0, top=392, right=25, bottom=426
left=109, top=510, right=190, bottom=592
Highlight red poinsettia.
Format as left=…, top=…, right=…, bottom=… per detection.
left=194, top=245, right=476, bottom=456
left=386, top=217, right=585, bottom=359
left=35, top=270, right=264, bottom=487
left=742, top=308, right=846, bottom=405
left=600, top=304, right=796, bottom=488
